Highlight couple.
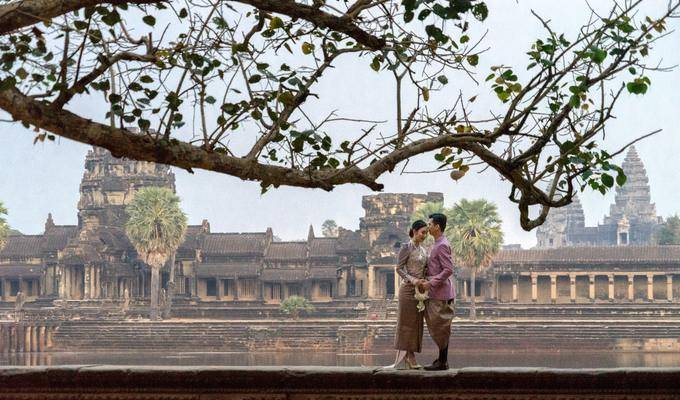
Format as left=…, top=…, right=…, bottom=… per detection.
left=392, top=213, right=454, bottom=370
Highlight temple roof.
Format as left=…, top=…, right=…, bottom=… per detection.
left=494, top=246, right=680, bottom=264
left=265, top=242, right=308, bottom=261
left=0, top=235, right=44, bottom=258
left=309, top=238, right=337, bottom=258
left=203, top=233, right=268, bottom=255
left=43, top=225, right=78, bottom=253
left=260, top=268, right=307, bottom=281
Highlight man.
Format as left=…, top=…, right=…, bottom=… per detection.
left=417, top=213, right=455, bottom=370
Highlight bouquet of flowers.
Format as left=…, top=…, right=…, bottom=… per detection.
left=414, top=286, right=429, bottom=312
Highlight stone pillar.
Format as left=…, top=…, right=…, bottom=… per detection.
left=531, top=274, right=537, bottom=303
left=550, top=275, right=557, bottom=304
left=463, top=280, right=468, bottom=300
left=38, top=326, right=46, bottom=352
left=569, top=274, right=576, bottom=303
left=668, top=275, right=674, bottom=302
left=46, top=327, right=53, bottom=350
left=512, top=276, right=518, bottom=302
left=367, top=265, right=375, bottom=298
left=608, top=274, right=615, bottom=301
left=23, top=325, right=30, bottom=353
left=98, top=267, right=103, bottom=298
left=216, top=278, right=224, bottom=301
left=628, top=274, right=634, bottom=301
left=30, top=326, right=37, bottom=353
left=84, top=267, right=91, bottom=300
left=10, top=325, right=17, bottom=353
left=233, top=278, right=239, bottom=300
left=588, top=275, right=595, bottom=301
left=1, top=278, right=6, bottom=301
left=647, top=274, right=654, bottom=301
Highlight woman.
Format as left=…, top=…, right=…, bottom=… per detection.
left=392, top=219, right=429, bottom=369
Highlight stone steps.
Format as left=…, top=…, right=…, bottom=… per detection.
left=49, top=320, right=680, bottom=352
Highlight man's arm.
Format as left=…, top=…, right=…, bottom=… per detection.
left=428, top=244, right=453, bottom=288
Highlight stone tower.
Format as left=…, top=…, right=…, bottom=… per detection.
left=600, top=146, right=660, bottom=245
left=535, top=146, right=661, bottom=247
left=535, top=197, right=587, bottom=248
left=360, top=192, right=443, bottom=261
left=78, top=147, right=176, bottom=230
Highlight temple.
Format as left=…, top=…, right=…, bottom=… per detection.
left=1, top=145, right=679, bottom=309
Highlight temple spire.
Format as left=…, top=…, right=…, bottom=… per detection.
left=606, top=145, right=656, bottom=224
left=308, top=225, right=315, bottom=241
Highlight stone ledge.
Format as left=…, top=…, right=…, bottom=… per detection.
left=1, top=366, right=680, bottom=399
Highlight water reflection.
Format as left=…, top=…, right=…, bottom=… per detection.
left=2, top=351, right=680, bottom=368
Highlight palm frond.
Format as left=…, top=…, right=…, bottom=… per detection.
left=125, top=187, right=188, bottom=269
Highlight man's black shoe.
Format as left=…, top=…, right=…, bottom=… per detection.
left=423, top=359, right=449, bottom=371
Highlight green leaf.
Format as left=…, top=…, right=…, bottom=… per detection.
left=370, top=56, right=380, bottom=72
left=101, top=10, right=121, bottom=26
left=472, top=3, right=489, bottom=21
left=601, top=173, right=614, bottom=188
left=467, top=54, right=479, bottom=66
left=437, top=75, right=448, bottom=85
left=269, top=16, right=284, bottom=29
left=626, top=80, right=648, bottom=95
left=460, top=35, right=469, bottom=44
left=590, top=47, right=607, bottom=64
left=140, top=75, right=154, bottom=84
left=568, top=94, right=581, bottom=108
left=205, top=95, right=216, bottom=104
left=248, top=74, right=262, bottom=84
left=616, top=171, right=627, bottom=186
left=178, top=8, right=188, bottom=18
left=301, top=42, right=314, bottom=55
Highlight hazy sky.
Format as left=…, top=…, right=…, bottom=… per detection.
left=1, top=1, right=679, bottom=247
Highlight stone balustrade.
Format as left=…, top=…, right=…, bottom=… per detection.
left=1, top=366, right=680, bottom=399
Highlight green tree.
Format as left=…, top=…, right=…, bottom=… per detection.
left=280, top=295, right=315, bottom=320
left=0, top=1, right=675, bottom=230
left=125, top=187, right=187, bottom=321
left=655, top=215, right=680, bottom=245
left=0, top=201, right=8, bottom=249
left=448, top=199, right=503, bottom=320
left=321, top=220, right=339, bottom=237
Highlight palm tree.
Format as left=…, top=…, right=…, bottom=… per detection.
left=411, top=201, right=446, bottom=224
left=411, top=202, right=449, bottom=247
left=448, top=199, right=503, bottom=320
left=125, top=187, right=187, bottom=321
left=0, top=201, right=9, bottom=250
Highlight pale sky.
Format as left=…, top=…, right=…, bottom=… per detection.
left=1, top=1, right=679, bottom=247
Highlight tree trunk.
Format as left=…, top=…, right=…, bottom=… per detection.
left=470, top=268, right=477, bottom=320
left=150, top=265, right=160, bottom=321
left=162, top=253, right=176, bottom=320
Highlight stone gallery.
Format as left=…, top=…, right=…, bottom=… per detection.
left=1, top=146, right=679, bottom=309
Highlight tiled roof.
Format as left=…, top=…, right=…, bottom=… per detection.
left=309, top=238, right=337, bottom=258
left=0, top=264, right=43, bottom=277
left=203, top=233, right=268, bottom=255
left=197, top=261, right=260, bottom=277
left=260, top=268, right=307, bottom=282
left=43, top=225, right=77, bottom=252
left=265, top=242, right=308, bottom=260
left=178, top=225, right=203, bottom=251
left=0, top=235, right=44, bottom=258
left=493, top=246, right=680, bottom=264
left=309, top=266, right=338, bottom=280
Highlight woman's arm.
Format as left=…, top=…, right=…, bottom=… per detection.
left=395, top=244, right=418, bottom=284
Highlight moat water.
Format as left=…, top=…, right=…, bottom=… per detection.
left=2, top=351, right=680, bottom=368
